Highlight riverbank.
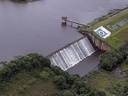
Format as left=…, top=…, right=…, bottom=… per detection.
left=83, top=62, right=128, bottom=96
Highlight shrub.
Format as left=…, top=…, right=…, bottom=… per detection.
left=0, top=53, right=51, bottom=87
left=27, top=77, right=37, bottom=85
left=109, top=80, right=128, bottom=96
left=63, top=90, right=74, bottom=96
left=66, top=75, right=79, bottom=85
left=44, top=67, right=55, bottom=76
left=125, top=57, right=128, bottom=64
left=50, top=91, right=63, bottom=96
left=72, top=80, right=91, bottom=94
left=17, top=86, right=26, bottom=94
left=51, top=66, right=63, bottom=75
left=87, top=89, right=106, bottom=96
left=99, top=51, right=123, bottom=71
left=54, top=76, right=66, bottom=86
left=40, top=71, right=49, bottom=80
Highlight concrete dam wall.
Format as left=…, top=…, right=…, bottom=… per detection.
left=80, top=31, right=113, bottom=52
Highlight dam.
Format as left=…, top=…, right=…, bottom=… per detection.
left=0, top=0, right=128, bottom=76
left=48, top=37, right=95, bottom=71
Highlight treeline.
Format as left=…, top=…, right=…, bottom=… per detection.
left=50, top=66, right=106, bottom=96
left=99, top=44, right=128, bottom=71
left=0, top=53, right=106, bottom=96
left=0, top=53, right=51, bottom=87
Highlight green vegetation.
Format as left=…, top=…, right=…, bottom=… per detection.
left=79, top=8, right=128, bottom=49
left=1, top=44, right=128, bottom=95
left=83, top=69, right=128, bottom=96
left=0, top=70, right=56, bottom=96
left=0, top=49, right=128, bottom=95
left=99, top=44, right=128, bottom=71
left=0, top=53, right=106, bottom=96
left=89, top=43, right=128, bottom=95
left=78, top=9, right=128, bottom=95
left=0, top=53, right=55, bottom=96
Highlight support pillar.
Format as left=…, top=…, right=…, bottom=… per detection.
left=61, top=17, right=67, bottom=25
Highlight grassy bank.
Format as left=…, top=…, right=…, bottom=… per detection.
left=79, top=8, right=128, bottom=49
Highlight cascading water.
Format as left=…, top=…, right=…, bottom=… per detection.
left=49, top=37, right=95, bottom=71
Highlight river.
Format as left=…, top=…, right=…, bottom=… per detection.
left=0, top=0, right=128, bottom=76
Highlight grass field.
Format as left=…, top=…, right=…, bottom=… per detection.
left=80, top=8, right=128, bottom=49
left=0, top=70, right=56, bottom=96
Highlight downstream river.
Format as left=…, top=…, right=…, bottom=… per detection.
left=0, top=0, right=128, bottom=76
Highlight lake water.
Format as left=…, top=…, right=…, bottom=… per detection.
left=0, top=0, right=128, bottom=75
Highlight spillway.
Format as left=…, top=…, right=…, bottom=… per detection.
left=49, top=37, right=95, bottom=71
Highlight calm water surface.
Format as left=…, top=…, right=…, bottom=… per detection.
left=0, top=0, right=128, bottom=61
left=0, top=0, right=128, bottom=75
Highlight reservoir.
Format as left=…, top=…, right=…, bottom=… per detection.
left=0, top=0, right=128, bottom=76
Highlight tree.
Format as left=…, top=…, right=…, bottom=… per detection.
left=72, top=80, right=91, bottom=94
left=40, top=71, right=49, bottom=80
left=53, top=76, right=66, bottom=88
left=50, top=91, right=63, bottom=96
left=63, top=90, right=74, bottom=96
left=87, top=89, right=106, bottom=96
left=99, top=51, right=120, bottom=71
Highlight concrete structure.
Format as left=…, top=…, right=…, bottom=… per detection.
left=80, top=31, right=113, bottom=52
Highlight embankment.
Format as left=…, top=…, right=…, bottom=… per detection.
left=79, top=31, right=113, bottom=52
